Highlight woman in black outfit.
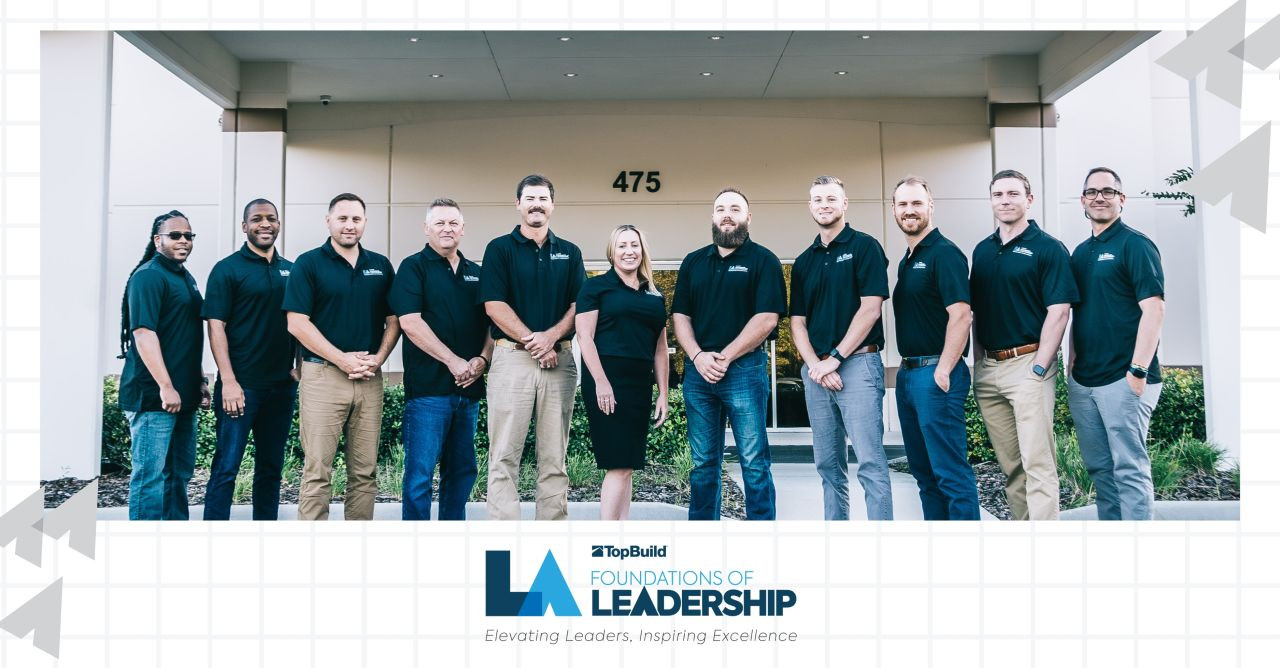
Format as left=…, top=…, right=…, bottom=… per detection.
left=575, top=225, right=670, bottom=520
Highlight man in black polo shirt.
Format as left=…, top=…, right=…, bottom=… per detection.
left=970, top=170, right=1078, bottom=521
left=389, top=198, right=493, bottom=521
left=889, top=175, right=980, bottom=520
left=790, top=175, right=893, bottom=521
left=283, top=192, right=399, bottom=521
left=1067, top=167, right=1165, bottom=520
left=202, top=198, right=298, bottom=520
left=480, top=174, right=585, bottom=521
left=673, top=187, right=786, bottom=520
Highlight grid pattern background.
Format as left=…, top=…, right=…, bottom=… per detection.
left=2, top=1, right=1278, bottom=666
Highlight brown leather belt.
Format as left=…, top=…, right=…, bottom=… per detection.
left=985, top=342, right=1039, bottom=361
left=818, top=344, right=880, bottom=361
left=495, top=338, right=572, bottom=353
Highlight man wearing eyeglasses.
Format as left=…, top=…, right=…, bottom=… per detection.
left=1067, top=167, right=1165, bottom=520
left=201, top=199, right=298, bottom=521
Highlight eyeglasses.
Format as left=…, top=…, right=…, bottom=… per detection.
left=1082, top=188, right=1122, bottom=200
left=159, top=231, right=197, bottom=241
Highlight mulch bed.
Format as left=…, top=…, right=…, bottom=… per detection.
left=43, top=465, right=747, bottom=520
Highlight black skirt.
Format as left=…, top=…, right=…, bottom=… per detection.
left=581, top=355, right=654, bottom=470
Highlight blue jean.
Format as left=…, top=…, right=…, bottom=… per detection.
left=1067, top=376, right=1163, bottom=520
left=683, top=348, right=776, bottom=520
left=402, top=394, right=480, bottom=520
left=203, top=382, right=297, bottom=521
left=895, top=363, right=980, bottom=520
left=126, top=409, right=197, bottom=520
left=802, top=353, right=893, bottom=520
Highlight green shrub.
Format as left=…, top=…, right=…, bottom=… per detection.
left=1147, top=367, right=1206, bottom=444
left=101, top=377, right=133, bottom=471
left=1055, top=431, right=1094, bottom=509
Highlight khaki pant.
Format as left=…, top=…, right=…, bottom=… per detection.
left=973, top=353, right=1060, bottom=520
left=485, top=345, right=577, bottom=520
left=297, top=361, right=383, bottom=521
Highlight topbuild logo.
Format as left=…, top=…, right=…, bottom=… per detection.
left=591, top=544, right=667, bottom=559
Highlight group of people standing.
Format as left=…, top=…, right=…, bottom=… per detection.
left=116, top=167, right=1165, bottom=522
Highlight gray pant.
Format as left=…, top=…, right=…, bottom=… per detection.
left=1067, top=375, right=1163, bottom=520
left=801, top=353, right=893, bottom=520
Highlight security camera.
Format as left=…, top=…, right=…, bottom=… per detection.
left=320, top=95, right=332, bottom=106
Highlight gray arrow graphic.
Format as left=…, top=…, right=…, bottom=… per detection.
left=1155, top=0, right=1246, bottom=106
left=0, top=578, right=63, bottom=658
left=34, top=480, right=97, bottom=559
left=1229, top=12, right=1280, bottom=70
left=0, top=487, right=46, bottom=566
left=1180, top=122, right=1272, bottom=232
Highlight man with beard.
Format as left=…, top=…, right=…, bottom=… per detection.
left=202, top=199, right=298, bottom=520
left=480, top=174, right=586, bottom=521
left=969, top=170, right=1077, bottom=521
left=284, top=192, right=399, bottom=521
left=390, top=198, right=492, bottom=520
left=889, top=175, right=980, bottom=520
left=673, top=187, right=786, bottom=520
left=789, top=175, right=893, bottom=520
left=1067, top=167, right=1165, bottom=520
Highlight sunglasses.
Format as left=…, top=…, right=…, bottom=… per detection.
left=158, top=231, right=197, bottom=241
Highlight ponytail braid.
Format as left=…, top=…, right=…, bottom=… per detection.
left=118, top=210, right=186, bottom=358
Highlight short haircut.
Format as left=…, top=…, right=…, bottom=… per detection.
left=516, top=174, right=555, bottom=201
left=715, top=186, right=749, bottom=207
left=428, top=197, right=462, bottom=212
left=990, top=169, right=1032, bottom=196
left=328, top=192, right=366, bottom=213
left=811, top=175, right=845, bottom=189
left=892, top=175, right=932, bottom=201
left=1083, top=166, right=1123, bottom=192
left=242, top=198, right=278, bottom=222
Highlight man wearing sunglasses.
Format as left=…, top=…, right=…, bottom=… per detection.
left=201, top=199, right=298, bottom=520
left=1067, top=167, right=1165, bottom=520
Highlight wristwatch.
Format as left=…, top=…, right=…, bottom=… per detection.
left=1128, top=363, right=1148, bottom=379
left=1032, top=364, right=1046, bottom=378
left=829, top=348, right=846, bottom=364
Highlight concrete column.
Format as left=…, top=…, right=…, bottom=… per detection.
left=1189, top=74, right=1241, bottom=463
left=989, top=103, right=1058, bottom=236
left=41, top=32, right=113, bottom=480
left=221, top=109, right=287, bottom=256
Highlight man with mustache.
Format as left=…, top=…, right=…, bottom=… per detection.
left=673, top=187, right=786, bottom=520
left=790, top=175, right=893, bottom=521
left=480, top=174, right=586, bottom=521
left=890, top=175, right=981, bottom=520
left=969, top=170, right=1078, bottom=521
left=389, top=198, right=493, bottom=520
left=202, top=199, right=298, bottom=520
left=284, top=192, right=399, bottom=521
left=1067, top=167, right=1165, bottom=520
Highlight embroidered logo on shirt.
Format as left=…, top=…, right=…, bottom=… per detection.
left=463, top=275, right=480, bottom=282
left=835, top=253, right=853, bottom=263
left=912, top=261, right=927, bottom=269
left=550, top=252, right=571, bottom=260
left=363, top=268, right=384, bottom=276
left=1012, top=246, right=1034, bottom=257
left=1096, top=252, right=1116, bottom=262
left=727, top=265, right=749, bottom=273
left=279, top=269, right=291, bottom=277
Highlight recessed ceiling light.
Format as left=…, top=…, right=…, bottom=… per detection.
left=559, top=36, right=572, bottom=42
left=709, top=35, right=723, bottom=40
left=835, top=70, right=849, bottom=75
left=564, top=72, right=578, bottom=77
left=430, top=73, right=444, bottom=78
left=861, top=34, right=871, bottom=39
left=409, top=37, right=419, bottom=42
left=700, top=71, right=714, bottom=76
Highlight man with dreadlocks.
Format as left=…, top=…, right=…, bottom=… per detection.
left=117, top=210, right=211, bottom=520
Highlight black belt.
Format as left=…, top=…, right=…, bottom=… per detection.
left=301, top=354, right=328, bottom=365
left=900, top=355, right=941, bottom=370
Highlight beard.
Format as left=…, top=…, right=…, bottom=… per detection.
left=895, top=213, right=929, bottom=236
left=711, top=221, right=749, bottom=248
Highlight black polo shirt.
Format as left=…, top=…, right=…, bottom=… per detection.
left=576, top=269, right=667, bottom=361
left=672, top=237, right=787, bottom=351
left=119, top=255, right=205, bottom=412
left=201, top=243, right=295, bottom=388
left=389, top=245, right=488, bottom=400
left=891, top=228, right=971, bottom=358
left=478, top=226, right=586, bottom=341
left=790, top=225, right=890, bottom=354
left=970, top=221, right=1079, bottom=351
left=1069, top=220, right=1164, bottom=387
left=281, top=241, right=395, bottom=358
